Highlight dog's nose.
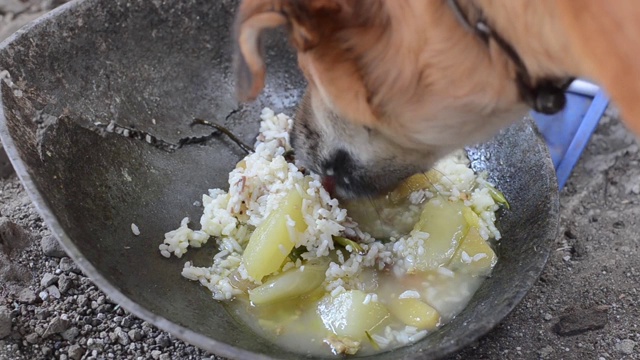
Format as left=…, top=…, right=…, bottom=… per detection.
left=322, top=149, right=353, bottom=178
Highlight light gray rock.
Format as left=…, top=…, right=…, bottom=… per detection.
left=40, top=236, right=66, bottom=258
left=0, top=307, right=11, bottom=339
left=40, top=273, right=58, bottom=287
left=616, top=339, right=637, bottom=355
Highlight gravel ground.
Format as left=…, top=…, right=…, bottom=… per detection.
left=1, top=1, right=639, bottom=360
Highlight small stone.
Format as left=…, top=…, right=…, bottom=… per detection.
left=39, top=290, right=49, bottom=301
left=0, top=307, right=11, bottom=339
left=87, top=338, right=104, bottom=351
left=538, top=345, right=554, bottom=358
left=97, top=304, right=112, bottom=314
left=59, top=257, right=81, bottom=274
left=155, top=335, right=171, bottom=348
left=43, top=316, right=70, bottom=338
left=159, top=354, right=170, bottom=360
left=543, top=313, right=553, bottom=321
left=613, top=221, right=625, bottom=229
left=16, top=288, right=36, bottom=304
left=41, top=346, right=53, bottom=356
left=128, top=329, right=143, bottom=341
left=35, top=308, right=50, bottom=320
left=61, top=327, right=80, bottom=341
left=121, top=316, right=133, bottom=328
left=41, top=273, right=59, bottom=288
left=553, top=307, right=608, bottom=336
left=616, top=339, right=637, bottom=355
left=58, top=274, right=73, bottom=293
left=41, top=236, right=67, bottom=258
left=25, top=333, right=40, bottom=344
left=77, top=295, right=88, bottom=307
left=35, top=325, right=46, bottom=336
left=115, top=328, right=130, bottom=346
left=68, top=344, right=85, bottom=360
left=151, top=350, right=162, bottom=359
left=47, top=285, right=61, bottom=299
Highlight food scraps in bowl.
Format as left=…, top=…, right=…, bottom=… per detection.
left=158, top=108, right=507, bottom=356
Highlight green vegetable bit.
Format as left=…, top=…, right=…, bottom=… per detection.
left=486, top=183, right=510, bottom=209
left=288, top=246, right=307, bottom=262
left=333, top=236, right=366, bottom=255
left=365, top=330, right=380, bottom=351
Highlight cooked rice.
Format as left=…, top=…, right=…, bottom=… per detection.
left=159, top=107, right=502, bottom=351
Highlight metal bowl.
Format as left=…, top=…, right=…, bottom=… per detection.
left=0, top=0, right=559, bottom=359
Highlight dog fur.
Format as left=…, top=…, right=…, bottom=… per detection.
left=233, top=0, right=640, bottom=198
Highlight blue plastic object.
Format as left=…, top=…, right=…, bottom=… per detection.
left=531, top=81, right=609, bottom=190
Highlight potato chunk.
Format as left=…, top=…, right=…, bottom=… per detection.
left=317, top=290, right=389, bottom=341
left=243, top=188, right=307, bottom=281
left=249, top=262, right=328, bottom=305
left=448, top=227, right=497, bottom=276
left=388, top=171, right=441, bottom=204
left=462, top=207, right=480, bottom=228
left=389, top=298, right=440, bottom=330
left=408, top=196, right=469, bottom=271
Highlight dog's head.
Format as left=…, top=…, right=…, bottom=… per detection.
left=234, top=0, right=529, bottom=199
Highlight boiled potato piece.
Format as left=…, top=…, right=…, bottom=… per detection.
left=409, top=196, right=469, bottom=271
left=389, top=298, right=440, bottom=330
left=243, top=188, right=307, bottom=281
left=317, top=290, right=390, bottom=341
left=249, top=262, right=328, bottom=305
left=462, top=207, right=480, bottom=228
left=448, top=227, right=497, bottom=276
left=388, top=170, right=441, bottom=204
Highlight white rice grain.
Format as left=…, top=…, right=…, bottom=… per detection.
left=131, top=223, right=140, bottom=236
left=398, top=290, right=421, bottom=299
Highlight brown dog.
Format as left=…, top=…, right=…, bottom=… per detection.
left=233, top=0, right=640, bottom=198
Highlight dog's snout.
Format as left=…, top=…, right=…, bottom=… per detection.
left=322, top=149, right=353, bottom=178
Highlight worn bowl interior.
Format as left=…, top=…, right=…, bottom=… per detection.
left=0, top=0, right=559, bottom=359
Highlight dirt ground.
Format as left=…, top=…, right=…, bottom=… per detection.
left=1, top=1, right=639, bottom=360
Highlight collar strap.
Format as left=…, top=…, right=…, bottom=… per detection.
left=447, top=0, right=573, bottom=114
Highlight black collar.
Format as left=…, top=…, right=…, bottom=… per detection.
left=447, top=0, right=573, bottom=115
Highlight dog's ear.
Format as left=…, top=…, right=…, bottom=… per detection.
left=233, top=0, right=350, bottom=102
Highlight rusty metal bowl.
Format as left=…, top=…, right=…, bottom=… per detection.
left=0, top=0, right=559, bottom=359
